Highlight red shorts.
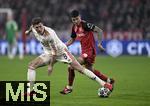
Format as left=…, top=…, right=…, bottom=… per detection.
left=80, top=52, right=96, bottom=65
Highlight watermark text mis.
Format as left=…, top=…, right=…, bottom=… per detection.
left=0, top=81, right=50, bottom=106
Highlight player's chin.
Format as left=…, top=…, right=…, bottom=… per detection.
left=37, top=31, right=42, bottom=34
left=73, top=23, right=78, bottom=25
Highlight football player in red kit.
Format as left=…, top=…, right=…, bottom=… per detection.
left=60, top=10, right=114, bottom=94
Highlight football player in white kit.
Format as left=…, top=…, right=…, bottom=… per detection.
left=25, top=17, right=113, bottom=96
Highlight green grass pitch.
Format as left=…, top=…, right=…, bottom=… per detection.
left=0, top=55, right=150, bottom=106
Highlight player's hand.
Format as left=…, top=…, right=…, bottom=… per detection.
left=47, top=55, right=56, bottom=76
left=98, top=43, right=105, bottom=52
left=25, top=25, right=33, bottom=35
left=48, top=65, right=53, bottom=76
left=25, top=30, right=31, bottom=35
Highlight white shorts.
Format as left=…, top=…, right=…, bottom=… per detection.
left=39, top=49, right=73, bottom=64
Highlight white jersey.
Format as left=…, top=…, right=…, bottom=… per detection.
left=32, top=26, right=67, bottom=55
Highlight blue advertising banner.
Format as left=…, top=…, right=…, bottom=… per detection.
left=103, top=40, right=150, bottom=57
left=0, top=40, right=150, bottom=57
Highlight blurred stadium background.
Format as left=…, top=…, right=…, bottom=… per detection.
left=0, top=0, right=150, bottom=106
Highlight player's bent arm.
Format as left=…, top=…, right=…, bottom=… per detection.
left=51, top=44, right=57, bottom=55
left=93, top=26, right=103, bottom=44
left=93, top=26, right=105, bottom=52
left=48, top=43, right=56, bottom=76
left=65, top=38, right=75, bottom=47
left=47, top=56, right=55, bottom=76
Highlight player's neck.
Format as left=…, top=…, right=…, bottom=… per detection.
left=41, top=28, right=45, bottom=35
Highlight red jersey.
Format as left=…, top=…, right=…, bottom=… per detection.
left=71, top=21, right=96, bottom=55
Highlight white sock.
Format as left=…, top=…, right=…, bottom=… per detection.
left=82, top=68, right=105, bottom=86
left=66, top=85, right=73, bottom=89
left=27, top=69, right=36, bottom=92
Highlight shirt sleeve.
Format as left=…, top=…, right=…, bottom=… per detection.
left=70, top=27, right=77, bottom=38
left=82, top=21, right=95, bottom=31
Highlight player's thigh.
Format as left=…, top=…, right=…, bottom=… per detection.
left=28, top=54, right=52, bottom=69
left=67, top=53, right=84, bottom=72
left=57, top=50, right=84, bottom=72
left=56, top=50, right=74, bottom=64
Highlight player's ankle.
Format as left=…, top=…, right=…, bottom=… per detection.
left=66, top=85, right=73, bottom=89
left=104, top=83, right=113, bottom=91
left=107, top=78, right=115, bottom=84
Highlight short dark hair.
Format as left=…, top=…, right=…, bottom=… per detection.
left=70, top=10, right=79, bottom=17
left=32, top=17, right=42, bottom=25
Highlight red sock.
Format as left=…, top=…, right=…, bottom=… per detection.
left=93, top=69, right=108, bottom=82
left=68, top=67, right=75, bottom=86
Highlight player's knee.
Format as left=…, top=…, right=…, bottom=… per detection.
left=68, top=66, right=74, bottom=70
left=28, top=62, right=36, bottom=70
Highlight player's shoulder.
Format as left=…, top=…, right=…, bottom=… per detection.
left=44, top=26, right=53, bottom=31
left=81, top=20, right=88, bottom=24
left=44, top=26, right=55, bottom=33
left=81, top=20, right=95, bottom=31
left=81, top=20, right=89, bottom=28
left=81, top=20, right=94, bottom=26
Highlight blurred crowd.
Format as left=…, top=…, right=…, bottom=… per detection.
left=0, top=0, right=150, bottom=39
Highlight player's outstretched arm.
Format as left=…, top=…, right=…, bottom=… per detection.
left=94, top=26, right=105, bottom=52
